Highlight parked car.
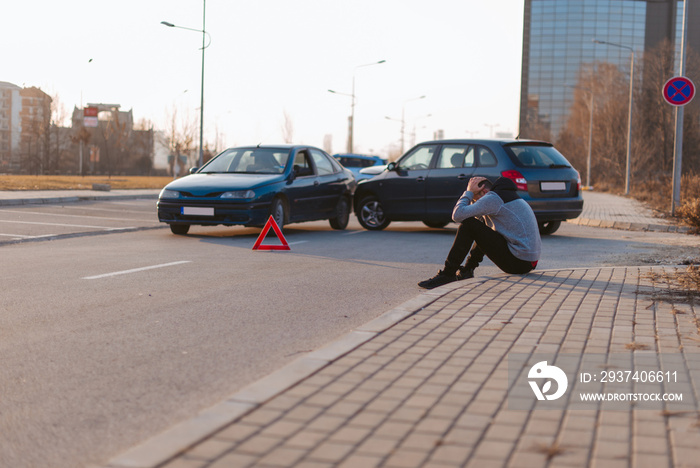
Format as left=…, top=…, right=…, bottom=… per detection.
left=358, top=164, right=388, bottom=178
left=333, top=154, right=388, bottom=181
left=353, top=139, right=583, bottom=235
left=157, top=145, right=356, bottom=234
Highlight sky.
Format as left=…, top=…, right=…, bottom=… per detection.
left=3, top=0, right=525, bottom=158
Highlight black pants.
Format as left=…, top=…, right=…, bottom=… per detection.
left=444, top=218, right=536, bottom=275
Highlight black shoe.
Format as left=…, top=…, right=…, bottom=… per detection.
left=418, top=270, right=458, bottom=289
left=457, top=266, right=475, bottom=280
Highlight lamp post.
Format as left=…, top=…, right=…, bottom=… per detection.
left=400, top=95, right=426, bottom=153
left=385, top=95, right=426, bottom=153
left=484, top=123, right=500, bottom=137
left=329, top=59, right=385, bottom=153
left=162, top=0, right=209, bottom=168
left=409, top=113, right=432, bottom=147
left=593, top=38, right=634, bottom=195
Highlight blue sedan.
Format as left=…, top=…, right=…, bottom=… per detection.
left=157, top=145, right=356, bottom=235
left=333, top=154, right=388, bottom=181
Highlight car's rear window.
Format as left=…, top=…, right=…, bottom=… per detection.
left=504, top=145, right=572, bottom=169
left=337, top=157, right=378, bottom=168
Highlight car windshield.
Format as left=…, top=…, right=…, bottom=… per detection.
left=504, top=144, right=572, bottom=169
left=200, top=148, right=290, bottom=174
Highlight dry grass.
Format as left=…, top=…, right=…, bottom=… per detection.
left=0, top=175, right=173, bottom=191
left=640, top=265, right=699, bottom=306
left=647, top=265, right=700, bottom=292
left=532, top=442, right=567, bottom=461
left=676, top=198, right=700, bottom=228
left=597, top=173, right=700, bottom=230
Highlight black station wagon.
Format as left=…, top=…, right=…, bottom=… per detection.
left=353, top=139, right=583, bottom=235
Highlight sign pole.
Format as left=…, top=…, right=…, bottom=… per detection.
left=672, top=0, right=689, bottom=216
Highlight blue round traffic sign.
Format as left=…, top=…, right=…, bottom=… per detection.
left=663, top=76, right=695, bottom=106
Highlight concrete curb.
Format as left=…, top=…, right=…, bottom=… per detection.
left=105, top=290, right=445, bottom=468
left=567, top=216, right=694, bottom=234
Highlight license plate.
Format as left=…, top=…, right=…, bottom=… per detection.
left=540, top=182, right=566, bottom=191
left=182, top=207, right=215, bottom=216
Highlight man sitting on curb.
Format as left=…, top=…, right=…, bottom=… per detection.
left=418, top=176, right=541, bottom=289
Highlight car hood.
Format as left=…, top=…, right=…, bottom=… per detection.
left=164, top=173, right=285, bottom=196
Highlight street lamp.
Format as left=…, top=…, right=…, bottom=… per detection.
left=329, top=59, right=385, bottom=153
left=410, top=113, right=432, bottom=147
left=162, top=0, right=210, bottom=168
left=484, top=123, right=500, bottom=137
left=593, top=38, right=634, bottom=194
left=392, top=95, right=426, bottom=153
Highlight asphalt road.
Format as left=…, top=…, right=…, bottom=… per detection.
left=1, top=199, right=699, bottom=467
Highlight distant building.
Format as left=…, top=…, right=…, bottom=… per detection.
left=70, top=103, right=154, bottom=175
left=20, top=87, right=53, bottom=173
left=519, top=0, right=700, bottom=139
left=0, top=81, right=21, bottom=172
left=1, top=81, right=155, bottom=174
left=0, top=82, right=52, bottom=173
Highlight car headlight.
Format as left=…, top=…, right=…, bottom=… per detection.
left=220, top=190, right=255, bottom=199
left=159, top=189, right=180, bottom=199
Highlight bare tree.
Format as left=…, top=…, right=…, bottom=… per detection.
left=96, top=109, right=131, bottom=177
left=281, top=110, right=294, bottom=144
left=48, top=93, right=73, bottom=173
left=558, top=41, right=700, bottom=191
left=557, top=62, right=632, bottom=184
left=160, top=106, right=197, bottom=177
left=637, top=40, right=700, bottom=177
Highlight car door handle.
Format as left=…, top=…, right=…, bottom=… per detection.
left=457, top=174, right=468, bottom=180
left=416, top=176, right=425, bottom=182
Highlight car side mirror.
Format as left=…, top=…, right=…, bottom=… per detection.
left=189, top=167, right=199, bottom=174
left=387, top=162, right=397, bottom=171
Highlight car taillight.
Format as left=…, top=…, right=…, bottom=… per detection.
left=576, top=171, right=582, bottom=191
left=501, top=170, right=528, bottom=191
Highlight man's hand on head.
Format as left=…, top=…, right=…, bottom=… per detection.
left=467, top=177, right=488, bottom=198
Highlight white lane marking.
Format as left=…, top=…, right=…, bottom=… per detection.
left=82, top=261, right=192, bottom=280
left=342, top=230, right=366, bottom=235
left=0, top=208, right=158, bottom=223
left=0, top=219, right=121, bottom=229
left=287, top=241, right=309, bottom=245
left=0, top=233, right=57, bottom=239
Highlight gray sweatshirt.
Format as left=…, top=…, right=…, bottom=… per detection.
left=452, top=190, right=542, bottom=262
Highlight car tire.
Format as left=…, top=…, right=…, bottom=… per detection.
left=271, top=197, right=287, bottom=228
left=357, top=196, right=391, bottom=231
left=538, top=220, right=561, bottom=235
left=329, top=197, right=350, bottom=230
left=170, top=224, right=190, bottom=235
left=423, top=221, right=449, bottom=229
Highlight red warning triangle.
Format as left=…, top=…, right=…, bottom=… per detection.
left=252, top=216, right=291, bottom=251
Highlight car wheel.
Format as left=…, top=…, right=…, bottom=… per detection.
left=170, top=224, right=190, bottom=235
left=329, top=197, right=350, bottom=230
left=538, top=220, right=561, bottom=235
left=271, top=197, right=287, bottom=228
left=357, top=196, right=391, bottom=231
left=423, top=221, right=449, bottom=229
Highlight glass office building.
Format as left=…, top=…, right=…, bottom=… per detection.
left=519, top=0, right=697, bottom=139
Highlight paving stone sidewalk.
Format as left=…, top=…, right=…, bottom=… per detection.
left=107, top=266, right=700, bottom=468
left=567, top=192, right=691, bottom=233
